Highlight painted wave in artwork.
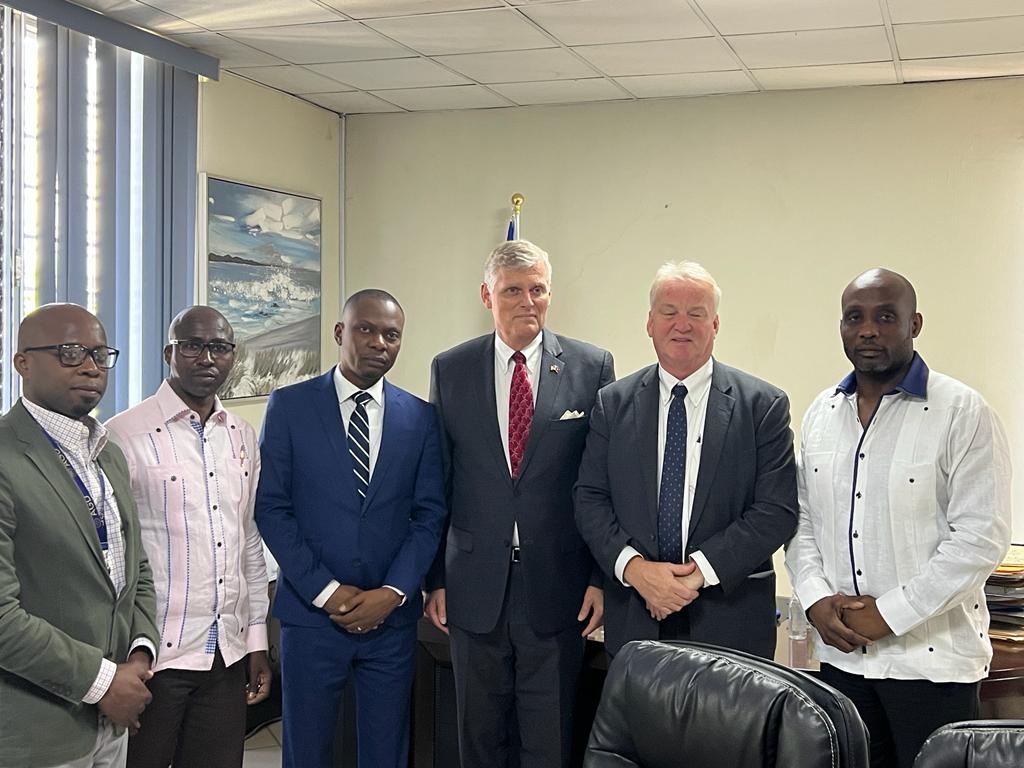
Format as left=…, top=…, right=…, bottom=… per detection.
left=206, top=178, right=322, bottom=399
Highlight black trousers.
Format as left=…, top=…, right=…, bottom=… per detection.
left=126, top=648, right=248, bottom=768
left=818, top=664, right=980, bottom=768
left=449, top=563, right=585, bottom=768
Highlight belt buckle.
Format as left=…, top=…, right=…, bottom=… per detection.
left=510, top=546, right=521, bottom=563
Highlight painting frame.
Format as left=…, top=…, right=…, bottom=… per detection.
left=198, top=174, right=322, bottom=401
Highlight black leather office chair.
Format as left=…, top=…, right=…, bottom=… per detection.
left=584, top=640, right=870, bottom=768
left=913, top=720, right=1024, bottom=767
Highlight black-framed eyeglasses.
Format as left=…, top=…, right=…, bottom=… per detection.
left=23, top=344, right=120, bottom=369
left=169, top=339, right=237, bottom=359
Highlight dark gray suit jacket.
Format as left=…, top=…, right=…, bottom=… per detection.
left=574, top=360, right=798, bottom=656
left=426, top=331, right=614, bottom=635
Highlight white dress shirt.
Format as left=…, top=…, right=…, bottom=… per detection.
left=23, top=398, right=155, bottom=703
left=313, top=369, right=403, bottom=607
left=786, top=356, right=1012, bottom=683
left=615, top=357, right=720, bottom=587
left=106, top=381, right=269, bottom=673
left=495, top=331, right=543, bottom=547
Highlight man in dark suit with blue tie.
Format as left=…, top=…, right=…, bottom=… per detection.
left=574, top=261, right=798, bottom=658
left=256, top=289, right=446, bottom=768
left=425, top=240, right=614, bottom=768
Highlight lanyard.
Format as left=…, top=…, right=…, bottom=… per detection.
left=41, top=430, right=109, bottom=553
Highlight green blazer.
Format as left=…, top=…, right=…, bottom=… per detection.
left=0, top=400, right=158, bottom=767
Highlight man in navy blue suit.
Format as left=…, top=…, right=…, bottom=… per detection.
left=256, top=289, right=447, bottom=768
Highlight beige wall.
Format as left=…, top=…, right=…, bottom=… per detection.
left=344, top=77, right=1024, bottom=546
left=197, top=73, right=341, bottom=431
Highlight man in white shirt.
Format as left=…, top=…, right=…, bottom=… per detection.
left=786, top=268, right=1012, bottom=768
left=107, top=306, right=270, bottom=768
left=575, top=260, right=798, bottom=657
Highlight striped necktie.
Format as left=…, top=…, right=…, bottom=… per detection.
left=348, top=390, right=373, bottom=502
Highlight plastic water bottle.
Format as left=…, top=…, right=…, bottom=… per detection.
left=788, top=595, right=813, bottom=670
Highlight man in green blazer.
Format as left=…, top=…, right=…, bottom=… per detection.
left=0, top=304, right=159, bottom=768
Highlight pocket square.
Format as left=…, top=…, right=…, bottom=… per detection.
left=559, top=410, right=585, bottom=420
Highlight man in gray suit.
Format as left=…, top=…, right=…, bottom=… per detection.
left=425, top=240, right=614, bottom=768
left=0, top=304, right=159, bottom=767
left=574, top=261, right=797, bottom=658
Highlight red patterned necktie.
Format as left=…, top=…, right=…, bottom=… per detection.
left=508, top=351, right=534, bottom=479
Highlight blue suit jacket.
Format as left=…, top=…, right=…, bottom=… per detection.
left=255, top=370, right=447, bottom=628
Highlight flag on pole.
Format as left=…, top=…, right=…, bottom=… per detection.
left=507, top=193, right=524, bottom=240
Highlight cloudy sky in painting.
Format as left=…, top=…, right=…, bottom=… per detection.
left=207, top=178, right=321, bottom=272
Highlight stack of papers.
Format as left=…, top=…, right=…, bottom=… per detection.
left=987, top=544, right=1024, bottom=642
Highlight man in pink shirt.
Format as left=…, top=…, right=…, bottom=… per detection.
left=107, top=306, right=271, bottom=768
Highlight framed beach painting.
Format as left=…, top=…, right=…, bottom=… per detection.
left=202, top=176, right=321, bottom=400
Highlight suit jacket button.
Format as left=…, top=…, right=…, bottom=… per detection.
left=513, top=489, right=521, bottom=498
left=649, top=535, right=656, bottom=542
left=352, top=559, right=362, bottom=568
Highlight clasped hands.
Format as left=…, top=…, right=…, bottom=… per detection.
left=625, top=557, right=705, bottom=621
left=806, top=593, right=892, bottom=653
left=324, top=584, right=401, bottom=634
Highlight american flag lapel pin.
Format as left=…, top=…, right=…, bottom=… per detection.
left=549, top=364, right=560, bottom=375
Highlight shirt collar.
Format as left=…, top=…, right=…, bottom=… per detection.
left=334, top=365, right=385, bottom=407
left=494, top=330, right=544, bottom=369
left=835, top=351, right=929, bottom=398
left=155, top=379, right=228, bottom=424
left=22, top=396, right=107, bottom=460
left=658, top=356, right=714, bottom=406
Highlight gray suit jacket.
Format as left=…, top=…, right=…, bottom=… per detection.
left=427, top=331, right=614, bottom=635
left=0, top=401, right=158, bottom=767
left=574, top=361, right=798, bottom=656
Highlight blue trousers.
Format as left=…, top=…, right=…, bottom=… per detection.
left=280, top=622, right=416, bottom=768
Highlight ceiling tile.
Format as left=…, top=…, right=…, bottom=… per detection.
left=144, top=0, right=341, bottom=30
left=435, top=48, right=595, bottom=82
left=302, top=91, right=404, bottom=113
left=695, top=0, right=882, bottom=35
left=320, top=0, right=502, bottom=19
left=364, top=8, right=555, bottom=55
left=490, top=78, right=626, bottom=104
left=169, top=32, right=288, bottom=67
left=894, top=17, right=1024, bottom=59
left=522, top=0, right=710, bottom=46
left=72, top=0, right=202, bottom=34
left=309, top=58, right=470, bottom=89
left=887, top=0, right=1024, bottom=24
left=224, top=22, right=408, bottom=65
left=573, top=38, right=737, bottom=76
left=617, top=69, right=755, bottom=97
left=902, top=51, right=1024, bottom=80
left=728, top=26, right=891, bottom=68
left=230, top=65, right=354, bottom=93
left=370, top=84, right=509, bottom=110
left=754, top=61, right=897, bottom=89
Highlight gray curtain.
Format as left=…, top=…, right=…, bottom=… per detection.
left=26, top=18, right=196, bottom=417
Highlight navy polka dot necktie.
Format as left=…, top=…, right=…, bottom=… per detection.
left=658, top=383, right=688, bottom=563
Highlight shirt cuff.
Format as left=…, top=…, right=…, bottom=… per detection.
left=690, top=551, right=719, bottom=587
left=615, top=546, right=644, bottom=587
left=129, top=638, right=156, bottom=666
left=246, top=622, right=270, bottom=653
left=876, top=584, right=928, bottom=637
left=793, top=576, right=835, bottom=621
left=313, top=580, right=341, bottom=609
left=383, top=585, right=407, bottom=606
left=82, top=658, right=117, bottom=705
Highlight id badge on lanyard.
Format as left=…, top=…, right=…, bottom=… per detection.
left=42, top=431, right=111, bottom=570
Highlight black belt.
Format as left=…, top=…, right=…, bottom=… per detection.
left=510, top=546, right=521, bottom=563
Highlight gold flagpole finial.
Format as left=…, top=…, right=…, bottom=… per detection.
left=511, top=193, right=524, bottom=215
